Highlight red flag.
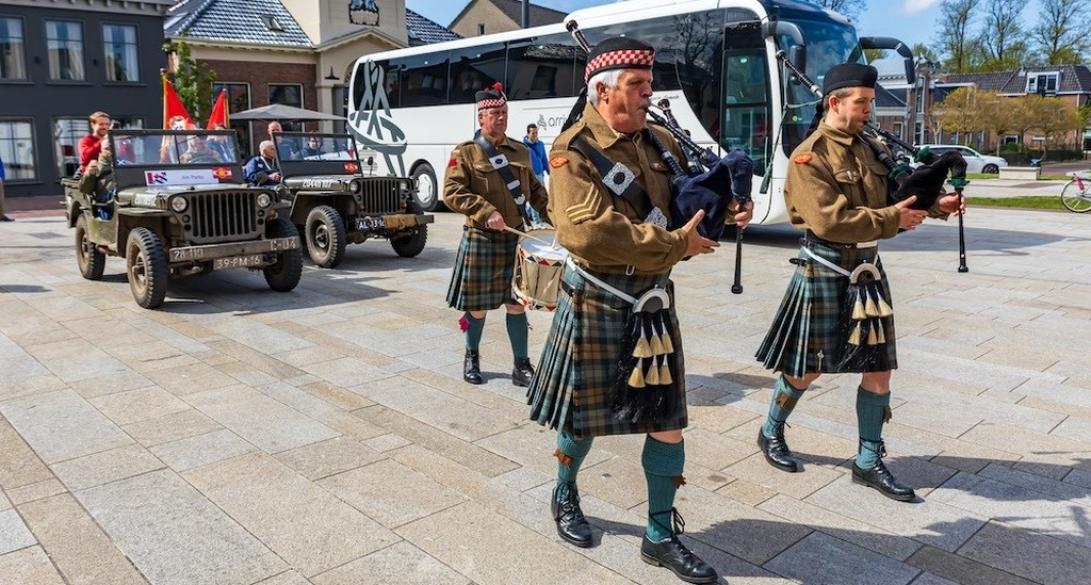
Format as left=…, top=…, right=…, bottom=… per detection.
left=162, top=75, right=194, bottom=129
left=207, top=88, right=229, bottom=129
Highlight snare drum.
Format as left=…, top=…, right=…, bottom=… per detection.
left=512, top=229, right=569, bottom=311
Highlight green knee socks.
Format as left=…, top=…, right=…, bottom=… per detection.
left=463, top=312, right=485, bottom=351
left=555, top=430, right=593, bottom=501
left=642, top=436, right=685, bottom=542
left=506, top=312, right=529, bottom=359
left=761, top=375, right=807, bottom=438
left=856, top=387, right=891, bottom=468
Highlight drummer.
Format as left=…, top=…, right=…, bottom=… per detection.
left=445, top=82, right=550, bottom=387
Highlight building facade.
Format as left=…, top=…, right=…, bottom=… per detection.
left=167, top=0, right=457, bottom=156
left=448, top=0, right=563, bottom=38
left=0, top=0, right=171, bottom=198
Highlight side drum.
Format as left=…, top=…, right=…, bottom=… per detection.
left=512, top=228, right=569, bottom=311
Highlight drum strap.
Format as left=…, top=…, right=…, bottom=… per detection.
left=473, top=131, right=530, bottom=223
left=571, top=136, right=668, bottom=229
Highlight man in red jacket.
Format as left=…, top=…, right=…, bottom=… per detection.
left=79, top=111, right=112, bottom=174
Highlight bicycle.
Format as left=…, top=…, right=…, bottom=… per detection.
left=1061, top=172, right=1091, bottom=213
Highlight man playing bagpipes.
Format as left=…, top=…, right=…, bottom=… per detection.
left=445, top=83, right=550, bottom=387
left=527, top=36, right=752, bottom=584
left=755, top=63, right=966, bottom=501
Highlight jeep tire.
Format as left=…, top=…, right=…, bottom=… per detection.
left=75, top=214, right=105, bottom=280
left=304, top=205, right=346, bottom=268
left=390, top=225, right=428, bottom=258
left=263, top=217, right=304, bottom=292
left=126, top=227, right=168, bottom=309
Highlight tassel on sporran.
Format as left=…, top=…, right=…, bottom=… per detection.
left=839, top=262, right=893, bottom=370
left=612, top=288, right=679, bottom=424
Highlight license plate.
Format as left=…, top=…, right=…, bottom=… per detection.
left=356, top=216, right=385, bottom=231
left=213, top=254, right=265, bottom=270
left=170, top=247, right=205, bottom=262
left=268, top=237, right=300, bottom=251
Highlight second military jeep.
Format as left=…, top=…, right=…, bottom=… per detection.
left=274, top=132, right=433, bottom=268
left=63, top=130, right=303, bottom=309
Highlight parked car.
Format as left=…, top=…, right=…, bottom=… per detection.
left=915, top=145, right=1008, bottom=174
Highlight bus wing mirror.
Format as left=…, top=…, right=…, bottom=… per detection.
left=859, top=36, right=915, bottom=85
left=761, top=20, right=806, bottom=80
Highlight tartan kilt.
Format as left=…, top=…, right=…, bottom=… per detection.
left=527, top=264, right=688, bottom=439
left=446, top=226, right=519, bottom=311
left=755, top=239, right=897, bottom=378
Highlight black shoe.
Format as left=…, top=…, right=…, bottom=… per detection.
left=512, top=357, right=534, bottom=387
left=0, top=215, right=13, bottom=222
left=551, top=482, right=592, bottom=548
left=463, top=350, right=483, bottom=385
left=757, top=422, right=801, bottom=473
left=641, top=509, right=717, bottom=584
left=851, top=444, right=915, bottom=502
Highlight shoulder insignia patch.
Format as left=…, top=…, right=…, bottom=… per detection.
left=793, top=153, right=813, bottom=165
left=447, top=156, right=458, bottom=168
left=550, top=156, right=569, bottom=168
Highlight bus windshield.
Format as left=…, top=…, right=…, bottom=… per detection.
left=777, top=18, right=861, bottom=155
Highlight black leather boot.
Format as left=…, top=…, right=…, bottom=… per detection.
left=757, top=421, right=801, bottom=473
left=512, top=357, right=534, bottom=387
left=551, top=482, right=592, bottom=548
left=851, top=442, right=915, bottom=502
left=463, top=350, right=483, bottom=385
left=640, top=509, right=718, bottom=584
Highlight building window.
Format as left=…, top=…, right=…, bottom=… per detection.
left=0, top=17, right=26, bottom=80
left=477, top=24, right=485, bottom=35
left=103, top=24, right=139, bottom=82
left=53, top=117, right=85, bottom=178
left=46, top=20, right=84, bottom=81
left=332, top=84, right=347, bottom=134
left=1026, top=72, right=1059, bottom=95
left=213, top=82, right=252, bottom=155
left=893, top=122, right=903, bottom=141
left=0, top=119, right=36, bottom=180
left=268, top=83, right=303, bottom=131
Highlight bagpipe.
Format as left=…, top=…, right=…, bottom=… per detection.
left=775, top=51, right=970, bottom=273
left=565, top=20, right=756, bottom=294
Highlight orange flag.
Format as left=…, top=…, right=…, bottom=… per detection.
left=162, top=74, right=194, bottom=129
left=207, top=88, right=229, bottom=129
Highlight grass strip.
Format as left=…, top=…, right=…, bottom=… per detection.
left=965, top=196, right=1066, bottom=211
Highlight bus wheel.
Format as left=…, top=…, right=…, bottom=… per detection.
left=411, top=162, right=439, bottom=212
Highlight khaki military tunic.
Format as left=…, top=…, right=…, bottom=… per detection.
left=548, top=103, right=689, bottom=275
left=786, top=121, right=946, bottom=244
left=445, top=135, right=549, bottom=227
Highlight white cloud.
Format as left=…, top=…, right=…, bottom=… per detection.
left=903, top=0, right=941, bottom=14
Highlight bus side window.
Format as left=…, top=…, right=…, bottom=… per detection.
left=449, top=43, right=507, bottom=104
left=352, top=60, right=400, bottom=110
left=506, top=34, right=579, bottom=100
left=396, top=54, right=449, bottom=107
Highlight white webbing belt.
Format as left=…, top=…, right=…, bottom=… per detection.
left=800, top=247, right=852, bottom=278
left=565, top=258, right=638, bottom=306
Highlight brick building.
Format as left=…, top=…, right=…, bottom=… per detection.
left=166, top=0, right=457, bottom=156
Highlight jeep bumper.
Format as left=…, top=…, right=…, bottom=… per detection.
left=354, top=213, right=434, bottom=233
left=168, top=236, right=300, bottom=263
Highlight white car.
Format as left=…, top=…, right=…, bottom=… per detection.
left=916, top=145, right=1008, bottom=174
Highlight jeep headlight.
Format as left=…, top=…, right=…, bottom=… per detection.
left=351, top=180, right=362, bottom=194
left=257, top=193, right=272, bottom=208
left=169, top=196, right=188, bottom=213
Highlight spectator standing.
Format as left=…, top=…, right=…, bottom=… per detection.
left=79, top=112, right=112, bottom=174
left=522, top=123, right=549, bottom=224
left=0, top=152, right=11, bottom=222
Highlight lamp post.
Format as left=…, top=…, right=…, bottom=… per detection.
left=913, top=58, right=939, bottom=145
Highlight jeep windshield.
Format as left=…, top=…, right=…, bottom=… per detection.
left=274, top=132, right=362, bottom=178
left=110, top=130, right=241, bottom=166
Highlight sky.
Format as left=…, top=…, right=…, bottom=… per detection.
left=406, top=0, right=1046, bottom=51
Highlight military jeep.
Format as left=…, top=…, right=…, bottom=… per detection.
left=63, top=130, right=303, bottom=309
left=274, top=132, right=433, bottom=268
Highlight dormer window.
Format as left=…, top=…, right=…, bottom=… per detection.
left=260, top=15, right=284, bottom=32
left=1026, top=72, right=1060, bottom=95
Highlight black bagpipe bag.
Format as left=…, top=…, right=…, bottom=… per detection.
left=669, top=149, right=753, bottom=240
left=893, top=150, right=968, bottom=210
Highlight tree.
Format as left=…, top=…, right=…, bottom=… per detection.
left=911, top=43, right=940, bottom=64
left=937, top=86, right=987, bottom=146
left=814, top=0, right=868, bottom=22
left=975, top=91, right=1014, bottom=154
left=1033, top=0, right=1091, bottom=65
left=977, top=0, right=1027, bottom=70
left=934, top=0, right=982, bottom=73
left=162, top=40, right=218, bottom=123
left=863, top=49, right=887, bottom=62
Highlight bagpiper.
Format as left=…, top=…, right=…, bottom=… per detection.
left=527, top=37, right=751, bottom=584
left=755, top=63, right=964, bottom=501
left=445, top=82, right=550, bottom=386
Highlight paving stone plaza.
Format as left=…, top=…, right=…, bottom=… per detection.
left=1, top=208, right=1089, bottom=585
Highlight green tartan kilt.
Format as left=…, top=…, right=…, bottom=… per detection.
left=527, top=264, right=688, bottom=439
left=446, top=226, right=519, bottom=311
left=755, top=239, right=898, bottom=378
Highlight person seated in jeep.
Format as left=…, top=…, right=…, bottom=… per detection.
left=179, top=135, right=223, bottom=164
left=79, top=137, right=115, bottom=220
left=244, top=140, right=283, bottom=186
left=302, top=135, right=324, bottom=158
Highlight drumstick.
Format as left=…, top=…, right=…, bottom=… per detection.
left=503, top=226, right=555, bottom=248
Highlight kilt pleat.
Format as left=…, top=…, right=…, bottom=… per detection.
left=756, top=240, right=897, bottom=378
left=446, top=226, right=519, bottom=311
left=528, top=264, right=688, bottom=439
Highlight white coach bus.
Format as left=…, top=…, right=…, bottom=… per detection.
left=347, top=0, right=914, bottom=223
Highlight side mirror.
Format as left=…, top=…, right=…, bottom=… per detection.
left=859, top=36, right=915, bottom=85
left=762, top=20, right=807, bottom=82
